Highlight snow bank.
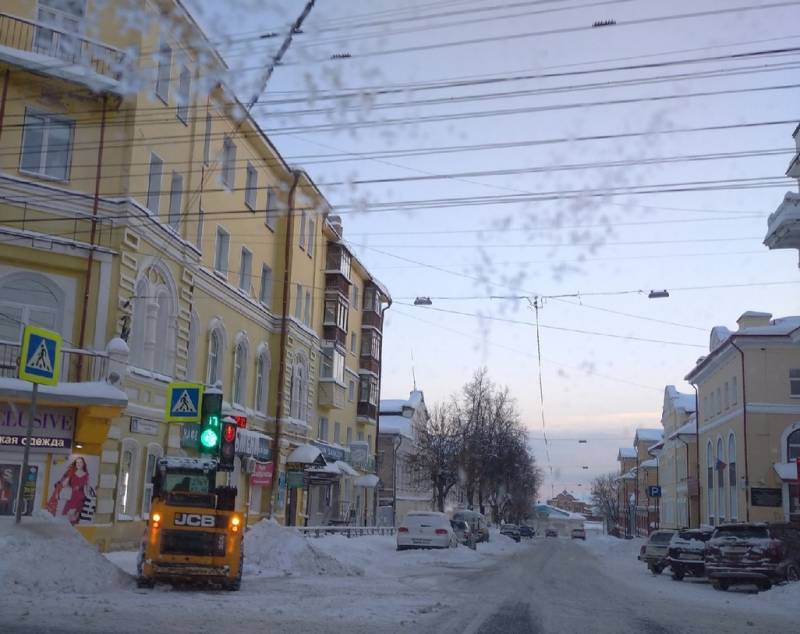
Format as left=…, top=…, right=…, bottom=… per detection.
left=747, top=581, right=800, bottom=611
left=0, top=515, right=131, bottom=594
left=244, top=519, right=364, bottom=578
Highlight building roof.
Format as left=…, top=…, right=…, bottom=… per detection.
left=379, top=415, right=413, bottom=440
left=641, top=458, right=658, bottom=469
left=648, top=441, right=664, bottom=456
left=635, top=428, right=663, bottom=444
left=618, top=447, right=637, bottom=460
left=669, top=416, right=697, bottom=440
left=380, top=390, right=424, bottom=414
left=665, top=385, right=696, bottom=413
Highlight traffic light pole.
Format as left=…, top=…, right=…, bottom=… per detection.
left=15, top=383, right=37, bottom=524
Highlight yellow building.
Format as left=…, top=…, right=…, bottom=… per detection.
left=0, top=0, right=388, bottom=548
left=686, top=311, right=800, bottom=527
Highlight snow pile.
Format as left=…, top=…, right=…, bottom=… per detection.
left=0, top=515, right=131, bottom=593
left=747, top=581, right=800, bottom=611
left=244, top=520, right=364, bottom=578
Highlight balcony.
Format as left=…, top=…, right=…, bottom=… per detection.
left=357, top=402, right=378, bottom=423
left=318, top=380, right=346, bottom=410
left=361, top=310, right=382, bottom=330
left=359, top=355, right=380, bottom=375
left=0, top=340, right=109, bottom=383
left=0, top=13, right=125, bottom=82
left=325, top=273, right=350, bottom=297
left=764, top=191, right=800, bottom=265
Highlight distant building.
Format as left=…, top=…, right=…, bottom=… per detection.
left=547, top=490, right=590, bottom=515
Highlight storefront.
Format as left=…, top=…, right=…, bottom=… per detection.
left=233, top=427, right=272, bottom=524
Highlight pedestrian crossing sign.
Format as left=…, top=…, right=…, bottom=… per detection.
left=165, top=383, right=203, bottom=423
left=18, top=325, right=62, bottom=385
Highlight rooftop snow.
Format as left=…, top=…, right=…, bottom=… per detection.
left=641, top=458, right=658, bottom=469
left=379, top=414, right=413, bottom=439
left=0, top=378, right=127, bottom=407
left=287, top=444, right=323, bottom=464
left=669, top=417, right=697, bottom=439
left=618, top=447, right=637, bottom=459
left=665, top=385, right=695, bottom=412
left=380, top=390, right=424, bottom=414
left=635, top=428, right=663, bottom=443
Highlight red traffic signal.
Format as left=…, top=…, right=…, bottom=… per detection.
left=219, top=418, right=237, bottom=472
left=223, top=423, right=236, bottom=443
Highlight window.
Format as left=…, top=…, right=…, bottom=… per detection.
left=706, top=441, right=714, bottom=525
left=232, top=338, right=247, bottom=406
left=265, top=187, right=278, bottom=230
left=168, top=172, right=182, bottom=230
left=214, top=227, right=230, bottom=275
left=334, top=421, right=341, bottom=444
left=146, top=153, right=163, bottom=213
left=357, top=431, right=365, bottom=442
left=731, top=376, right=738, bottom=405
left=299, top=211, right=307, bottom=250
left=141, top=444, right=163, bottom=518
left=723, top=382, right=729, bottom=410
left=363, top=286, right=381, bottom=313
left=222, top=137, right=236, bottom=189
left=304, top=290, right=311, bottom=326
left=129, top=270, right=176, bottom=376
left=307, top=219, right=315, bottom=257
left=117, top=439, right=139, bottom=519
left=318, top=417, right=329, bottom=442
left=289, top=353, right=308, bottom=421
left=350, top=332, right=357, bottom=354
left=0, top=273, right=63, bottom=343
left=154, top=290, right=173, bottom=375
left=203, top=112, right=212, bottom=165
left=348, top=380, right=355, bottom=402
left=716, top=388, right=722, bottom=415
left=324, top=297, right=349, bottom=331
left=245, top=162, right=257, bottom=209
left=259, top=265, right=272, bottom=307
left=35, top=0, right=86, bottom=55
left=196, top=204, right=204, bottom=248
left=791, top=369, right=800, bottom=398
left=717, top=437, right=725, bottom=522
left=294, top=284, right=303, bottom=320
left=326, top=247, right=351, bottom=278
left=708, top=392, right=715, bottom=419
left=728, top=434, right=737, bottom=520
left=239, top=247, right=252, bottom=293
left=207, top=328, right=222, bottom=385
left=321, top=347, right=345, bottom=383
left=155, top=44, right=172, bottom=102
left=177, top=65, right=191, bottom=122
left=359, top=375, right=379, bottom=405
left=351, top=285, right=360, bottom=309
left=346, top=427, right=353, bottom=445
left=20, top=109, right=74, bottom=181
left=702, top=395, right=708, bottom=421
left=361, top=331, right=381, bottom=360
left=255, top=348, right=269, bottom=414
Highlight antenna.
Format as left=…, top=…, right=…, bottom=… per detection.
left=411, top=347, right=417, bottom=390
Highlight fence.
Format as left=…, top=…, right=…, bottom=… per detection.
left=0, top=341, right=108, bottom=383
left=296, top=526, right=396, bottom=539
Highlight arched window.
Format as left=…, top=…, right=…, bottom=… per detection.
left=141, top=442, right=163, bottom=518
left=129, top=278, right=149, bottom=367
left=232, top=335, right=248, bottom=407
left=117, top=438, right=140, bottom=520
left=207, top=328, right=221, bottom=386
left=0, top=272, right=64, bottom=342
left=254, top=344, right=270, bottom=414
left=728, top=433, right=737, bottom=520
left=706, top=441, right=714, bottom=525
left=128, top=266, right=176, bottom=375
left=717, top=437, right=725, bottom=523
left=289, top=352, right=308, bottom=421
left=154, top=289, right=173, bottom=375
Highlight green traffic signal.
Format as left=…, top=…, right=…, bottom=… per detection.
left=199, top=392, right=223, bottom=455
left=200, top=426, right=219, bottom=449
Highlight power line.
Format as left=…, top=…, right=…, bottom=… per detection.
left=531, top=297, right=554, bottom=495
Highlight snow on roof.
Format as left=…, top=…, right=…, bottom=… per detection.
left=618, top=447, right=637, bottom=459
left=635, top=428, right=663, bottom=444
left=618, top=470, right=637, bottom=481
left=665, top=385, right=695, bottom=412
left=354, top=474, right=379, bottom=488
left=380, top=390, right=425, bottom=414
left=287, top=444, right=322, bottom=464
left=0, top=378, right=127, bottom=407
left=159, top=457, right=218, bottom=471
left=335, top=461, right=359, bottom=476
left=641, top=458, right=658, bottom=469
left=379, top=415, right=413, bottom=439
left=738, top=316, right=800, bottom=336
left=648, top=441, right=664, bottom=455
left=669, top=417, right=697, bottom=440
left=533, top=504, right=586, bottom=520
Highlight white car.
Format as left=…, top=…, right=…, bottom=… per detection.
left=397, top=512, right=458, bottom=550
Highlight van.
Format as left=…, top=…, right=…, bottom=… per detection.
left=452, top=510, right=490, bottom=543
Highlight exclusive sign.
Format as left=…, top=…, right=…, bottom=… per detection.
left=0, top=404, right=75, bottom=452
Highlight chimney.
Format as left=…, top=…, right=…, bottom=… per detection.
left=736, top=311, right=772, bottom=330
left=328, top=215, right=343, bottom=238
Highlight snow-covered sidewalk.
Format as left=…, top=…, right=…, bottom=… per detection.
left=577, top=534, right=800, bottom=617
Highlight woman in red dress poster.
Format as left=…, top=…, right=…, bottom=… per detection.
left=47, top=457, right=89, bottom=525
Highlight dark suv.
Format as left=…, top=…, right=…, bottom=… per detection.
left=705, top=523, right=800, bottom=591
left=667, top=528, right=713, bottom=581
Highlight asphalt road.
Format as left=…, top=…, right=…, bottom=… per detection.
left=430, top=538, right=795, bottom=634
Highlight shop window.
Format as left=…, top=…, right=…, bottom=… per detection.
left=0, top=272, right=64, bottom=343
left=117, top=439, right=139, bottom=520
left=141, top=443, right=163, bottom=518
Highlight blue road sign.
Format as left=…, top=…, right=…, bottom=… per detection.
left=647, top=485, right=662, bottom=498
left=18, top=325, right=62, bottom=385
left=165, top=383, right=203, bottom=423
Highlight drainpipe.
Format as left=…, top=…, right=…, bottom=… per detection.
left=730, top=340, right=750, bottom=522
left=372, top=294, right=392, bottom=525
left=76, top=94, right=109, bottom=380
left=0, top=69, right=10, bottom=141
left=392, top=433, right=402, bottom=526
left=692, top=384, right=702, bottom=527
left=267, top=169, right=301, bottom=519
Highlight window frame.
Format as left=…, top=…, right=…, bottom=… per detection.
left=790, top=369, right=800, bottom=398
left=221, top=136, right=236, bottom=190
left=141, top=443, right=163, bottom=519
left=245, top=162, right=258, bottom=210
left=294, top=284, right=303, bottom=320
left=307, top=219, right=315, bottom=257
left=19, top=108, right=75, bottom=182
left=207, top=328, right=222, bottom=386
left=303, top=290, right=312, bottom=326
left=168, top=171, right=183, bottom=231
left=299, top=211, right=307, bottom=250
left=176, top=65, right=191, bottom=123
left=259, top=264, right=272, bottom=307
left=146, top=152, right=163, bottom=214
left=239, top=246, right=252, bottom=293
left=155, top=43, right=172, bottom=103
left=232, top=338, right=247, bottom=407
left=254, top=348, right=269, bottom=414
left=265, top=187, right=278, bottom=231
left=117, top=438, right=140, bottom=521
left=214, top=226, right=230, bottom=276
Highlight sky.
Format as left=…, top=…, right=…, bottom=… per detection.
left=185, top=0, right=800, bottom=500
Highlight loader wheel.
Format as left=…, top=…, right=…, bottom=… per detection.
left=136, top=576, right=155, bottom=589
left=224, top=550, right=244, bottom=591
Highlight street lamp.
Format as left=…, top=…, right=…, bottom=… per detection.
left=414, top=297, right=433, bottom=306
left=648, top=290, right=670, bottom=299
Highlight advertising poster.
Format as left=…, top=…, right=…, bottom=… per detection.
left=0, top=464, right=37, bottom=517
left=46, top=454, right=100, bottom=525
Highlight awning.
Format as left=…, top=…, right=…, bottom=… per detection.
left=336, top=461, right=359, bottom=476
left=774, top=462, right=799, bottom=481
left=235, top=428, right=272, bottom=460
left=354, top=474, right=379, bottom=488
left=287, top=444, right=323, bottom=465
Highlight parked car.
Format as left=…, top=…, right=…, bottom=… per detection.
left=705, top=523, right=800, bottom=591
left=500, top=524, right=521, bottom=542
left=640, top=529, right=676, bottom=575
left=667, top=528, right=713, bottom=581
left=450, top=519, right=477, bottom=550
left=519, top=525, right=535, bottom=539
left=545, top=528, right=558, bottom=538
left=571, top=528, right=586, bottom=540
left=397, top=512, right=458, bottom=551
left=452, top=510, right=490, bottom=543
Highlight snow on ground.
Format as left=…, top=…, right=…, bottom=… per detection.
left=577, top=533, right=800, bottom=616
left=0, top=515, right=132, bottom=594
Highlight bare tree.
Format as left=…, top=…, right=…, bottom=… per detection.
left=590, top=472, right=621, bottom=534
left=409, top=403, right=461, bottom=512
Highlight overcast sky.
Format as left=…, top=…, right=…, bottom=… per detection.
left=189, top=0, right=800, bottom=500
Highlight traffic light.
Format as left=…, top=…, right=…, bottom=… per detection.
left=219, top=417, right=237, bottom=472
left=199, top=389, right=223, bottom=454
